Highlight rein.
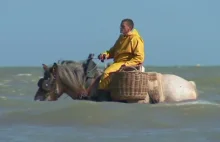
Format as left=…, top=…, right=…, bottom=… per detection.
left=76, top=62, right=100, bottom=99
left=76, top=77, right=99, bottom=99
left=75, top=58, right=107, bottom=100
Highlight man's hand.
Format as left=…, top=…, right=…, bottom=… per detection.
left=98, top=54, right=107, bottom=62
left=120, top=64, right=126, bottom=70
left=97, top=54, right=103, bottom=60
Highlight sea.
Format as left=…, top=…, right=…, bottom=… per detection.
left=0, top=66, right=220, bottom=142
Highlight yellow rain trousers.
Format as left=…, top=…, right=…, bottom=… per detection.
left=98, top=29, right=145, bottom=90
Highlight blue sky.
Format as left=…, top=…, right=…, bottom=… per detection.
left=0, top=0, right=219, bottom=66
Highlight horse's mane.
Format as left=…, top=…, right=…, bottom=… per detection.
left=51, top=60, right=103, bottom=95
left=55, top=60, right=87, bottom=94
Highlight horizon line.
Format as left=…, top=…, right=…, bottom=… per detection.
left=0, top=64, right=219, bottom=68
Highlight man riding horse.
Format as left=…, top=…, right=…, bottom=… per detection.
left=34, top=18, right=146, bottom=101
left=97, top=18, right=145, bottom=97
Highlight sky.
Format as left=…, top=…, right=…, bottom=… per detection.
left=0, top=0, right=219, bottom=66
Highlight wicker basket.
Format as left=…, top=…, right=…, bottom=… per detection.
left=109, top=66, right=148, bottom=101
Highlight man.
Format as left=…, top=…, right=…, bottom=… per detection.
left=97, top=18, right=145, bottom=97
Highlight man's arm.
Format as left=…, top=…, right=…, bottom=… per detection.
left=124, top=36, right=145, bottom=66
left=101, top=35, right=121, bottom=59
left=102, top=47, right=115, bottom=59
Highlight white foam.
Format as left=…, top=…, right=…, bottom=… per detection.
left=153, top=100, right=220, bottom=107
left=0, top=80, right=11, bottom=87
left=16, top=73, right=32, bottom=77
left=177, top=100, right=220, bottom=106
left=0, top=96, right=7, bottom=100
left=0, top=83, right=10, bottom=87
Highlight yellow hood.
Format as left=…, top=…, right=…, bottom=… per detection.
left=102, top=28, right=145, bottom=66
left=129, top=29, right=141, bottom=36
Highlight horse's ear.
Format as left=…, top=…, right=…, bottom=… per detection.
left=42, top=64, right=49, bottom=71
left=51, top=63, right=58, bottom=73
left=53, top=63, right=58, bottom=68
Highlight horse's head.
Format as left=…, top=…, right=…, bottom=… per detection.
left=34, top=54, right=104, bottom=101
left=34, top=63, right=61, bottom=101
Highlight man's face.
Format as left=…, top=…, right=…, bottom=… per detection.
left=120, top=21, right=131, bottom=35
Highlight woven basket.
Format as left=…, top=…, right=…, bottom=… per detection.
left=109, top=66, right=148, bottom=101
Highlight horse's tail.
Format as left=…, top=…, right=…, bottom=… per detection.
left=189, top=81, right=196, bottom=87
left=189, top=81, right=199, bottom=98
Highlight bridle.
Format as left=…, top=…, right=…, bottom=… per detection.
left=44, top=67, right=60, bottom=100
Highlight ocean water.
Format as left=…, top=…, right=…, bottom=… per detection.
left=0, top=66, right=220, bottom=142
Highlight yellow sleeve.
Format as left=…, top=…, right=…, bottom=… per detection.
left=102, top=35, right=121, bottom=59
left=102, top=47, right=115, bottom=59
left=124, top=36, right=145, bottom=66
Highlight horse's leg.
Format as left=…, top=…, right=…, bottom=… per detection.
left=161, top=74, right=198, bottom=103
left=88, top=77, right=112, bottom=102
left=47, top=94, right=58, bottom=101
left=137, top=94, right=150, bottom=104
left=92, top=87, right=112, bottom=102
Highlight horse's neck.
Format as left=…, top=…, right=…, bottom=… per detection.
left=61, top=70, right=101, bottom=100
left=64, top=89, right=77, bottom=99
left=88, top=75, right=101, bottom=98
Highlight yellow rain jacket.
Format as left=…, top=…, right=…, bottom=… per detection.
left=98, top=29, right=145, bottom=90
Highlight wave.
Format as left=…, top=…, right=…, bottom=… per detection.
left=0, top=99, right=219, bottom=127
